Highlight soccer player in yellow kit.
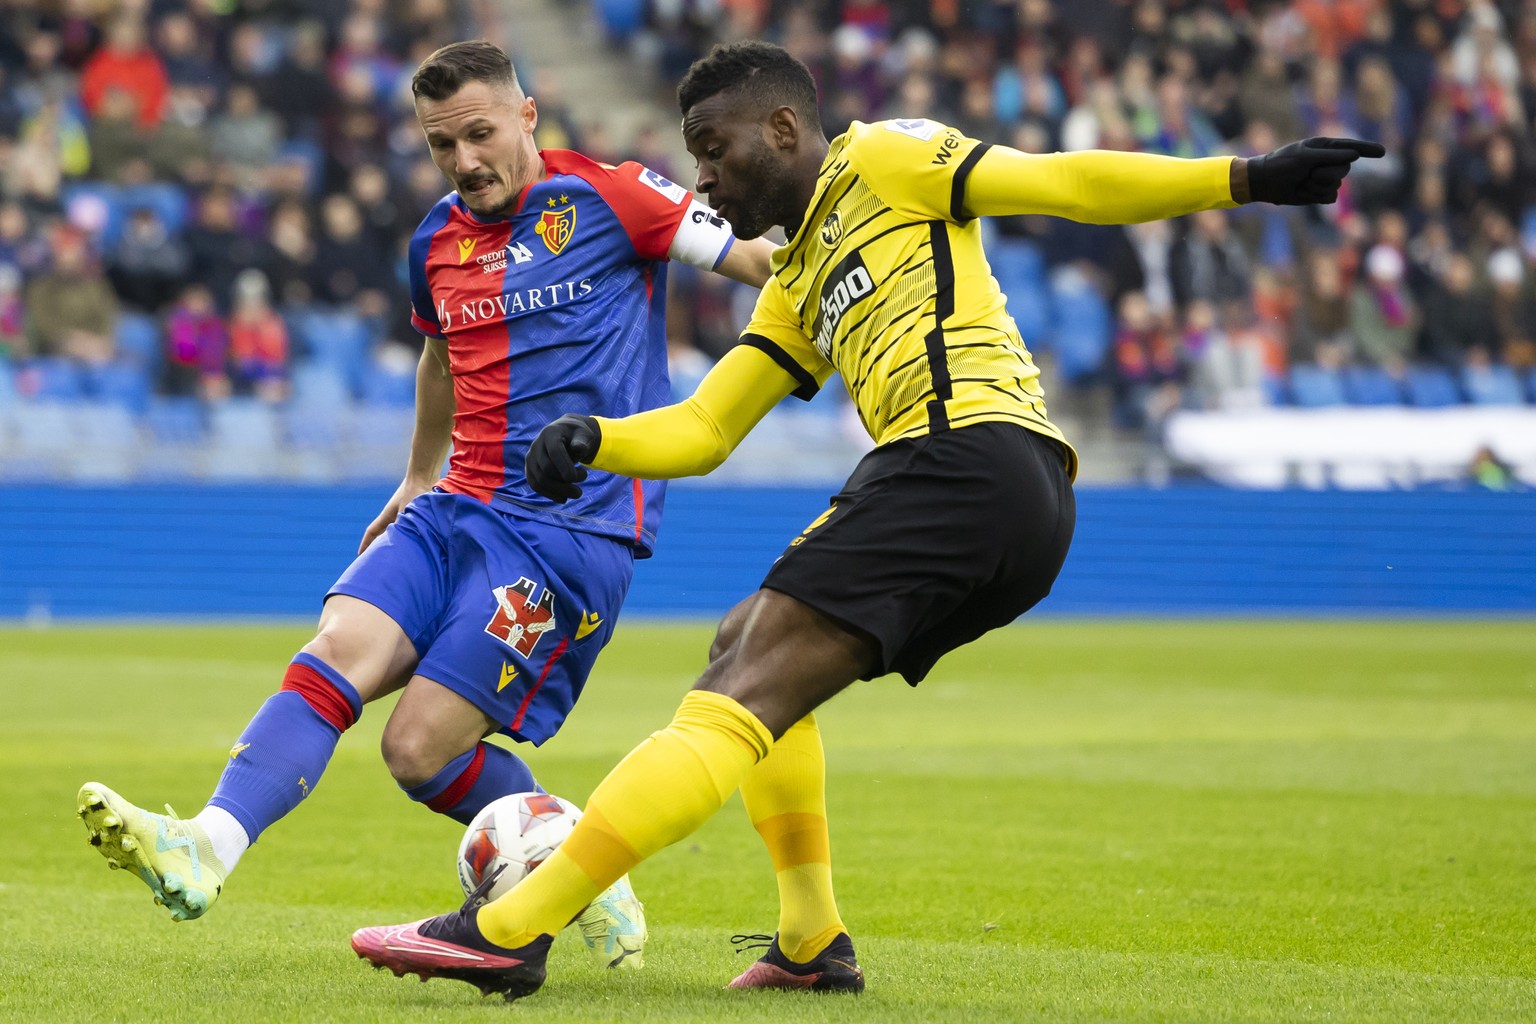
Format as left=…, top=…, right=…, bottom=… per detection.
left=352, top=41, right=1382, bottom=999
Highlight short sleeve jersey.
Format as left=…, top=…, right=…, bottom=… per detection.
left=407, top=151, right=734, bottom=554
left=740, top=119, right=1075, bottom=477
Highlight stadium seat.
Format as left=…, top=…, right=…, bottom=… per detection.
left=1463, top=365, right=1525, bottom=406
left=209, top=399, right=281, bottom=449
left=992, top=238, right=1049, bottom=346
left=114, top=313, right=163, bottom=368
left=1287, top=364, right=1346, bottom=408
left=118, top=182, right=191, bottom=236
left=0, top=360, right=13, bottom=402
left=27, top=357, right=86, bottom=401
left=86, top=361, right=152, bottom=414
left=143, top=396, right=205, bottom=445
left=1342, top=366, right=1404, bottom=406
left=62, top=182, right=125, bottom=248
left=1404, top=366, right=1462, bottom=408
left=285, top=402, right=346, bottom=450
left=361, top=363, right=416, bottom=407
left=72, top=402, right=141, bottom=479
left=295, top=310, right=375, bottom=397
left=289, top=360, right=351, bottom=408
left=1048, top=268, right=1110, bottom=383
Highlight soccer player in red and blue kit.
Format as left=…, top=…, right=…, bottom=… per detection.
left=75, top=40, right=775, bottom=969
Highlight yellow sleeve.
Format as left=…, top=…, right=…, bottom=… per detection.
left=846, top=118, right=1236, bottom=225
left=962, top=146, right=1237, bottom=223
left=588, top=344, right=801, bottom=479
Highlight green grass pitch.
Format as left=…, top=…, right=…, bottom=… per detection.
left=2, top=619, right=1534, bottom=1023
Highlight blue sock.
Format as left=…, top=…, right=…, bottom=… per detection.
left=206, top=654, right=362, bottom=842
left=405, top=741, right=540, bottom=825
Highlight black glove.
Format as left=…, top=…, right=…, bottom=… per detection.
left=1246, top=137, right=1386, bottom=205
left=525, top=414, right=602, bottom=503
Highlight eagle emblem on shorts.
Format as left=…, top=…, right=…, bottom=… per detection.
left=485, top=577, right=558, bottom=658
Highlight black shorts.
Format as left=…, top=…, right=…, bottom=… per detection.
left=762, top=422, right=1076, bottom=685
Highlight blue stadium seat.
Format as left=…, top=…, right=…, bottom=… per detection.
left=296, top=310, right=374, bottom=397
left=361, top=363, right=416, bottom=407
left=27, top=357, right=85, bottom=401
left=143, top=396, right=206, bottom=444
left=209, top=399, right=281, bottom=449
left=118, top=182, right=191, bottom=236
left=285, top=402, right=346, bottom=450
left=1287, top=364, right=1345, bottom=408
left=1049, top=271, right=1110, bottom=383
left=85, top=361, right=152, bottom=413
left=1342, top=366, right=1404, bottom=406
left=0, top=360, right=13, bottom=402
left=114, top=313, right=162, bottom=367
left=1404, top=366, right=1462, bottom=408
left=289, top=360, right=351, bottom=408
left=73, top=401, right=138, bottom=447
left=992, top=238, right=1049, bottom=346
left=62, top=182, right=125, bottom=247
left=1463, top=365, right=1525, bottom=406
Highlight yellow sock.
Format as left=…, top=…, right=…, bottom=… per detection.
left=477, top=689, right=773, bottom=947
left=739, top=713, right=846, bottom=963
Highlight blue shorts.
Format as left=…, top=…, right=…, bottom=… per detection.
left=328, top=490, right=634, bottom=745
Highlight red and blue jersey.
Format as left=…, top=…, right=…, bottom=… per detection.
left=407, top=149, right=734, bottom=556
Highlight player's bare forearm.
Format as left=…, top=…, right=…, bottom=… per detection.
left=962, top=147, right=1237, bottom=224
left=713, top=236, right=779, bottom=288
left=404, top=337, right=455, bottom=486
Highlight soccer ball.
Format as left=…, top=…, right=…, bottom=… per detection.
left=456, top=791, right=583, bottom=906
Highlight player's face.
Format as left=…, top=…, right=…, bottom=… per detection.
left=683, top=95, right=799, bottom=240
left=417, top=79, right=540, bottom=218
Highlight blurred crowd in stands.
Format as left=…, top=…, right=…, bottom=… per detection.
left=610, top=0, right=1536, bottom=436
left=2, top=0, right=1535, bottom=484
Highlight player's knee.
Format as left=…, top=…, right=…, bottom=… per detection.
left=708, top=597, right=754, bottom=663
left=380, top=721, right=450, bottom=789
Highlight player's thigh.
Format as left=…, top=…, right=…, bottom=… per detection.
left=303, top=595, right=420, bottom=702
left=415, top=503, right=635, bottom=745
left=696, top=588, right=879, bottom=738
left=319, top=492, right=457, bottom=700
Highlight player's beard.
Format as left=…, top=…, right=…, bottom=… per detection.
left=726, top=135, right=799, bottom=240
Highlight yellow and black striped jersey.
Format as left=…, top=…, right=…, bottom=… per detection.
left=739, top=117, right=1075, bottom=475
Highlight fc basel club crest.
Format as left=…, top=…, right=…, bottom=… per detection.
left=485, top=577, right=557, bottom=658
left=536, top=203, right=576, bottom=255
left=820, top=210, right=842, bottom=247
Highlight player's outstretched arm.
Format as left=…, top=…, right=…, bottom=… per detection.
left=961, top=137, right=1383, bottom=224
left=525, top=344, right=797, bottom=502
left=713, top=235, right=779, bottom=288
left=359, top=338, right=455, bottom=553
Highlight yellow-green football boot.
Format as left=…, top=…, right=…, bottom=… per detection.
left=78, top=782, right=228, bottom=921
left=572, top=873, right=646, bottom=969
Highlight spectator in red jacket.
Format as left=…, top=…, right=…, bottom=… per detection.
left=80, top=17, right=169, bottom=130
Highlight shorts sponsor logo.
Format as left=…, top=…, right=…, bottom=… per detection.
left=575, top=610, right=603, bottom=640
left=485, top=577, right=558, bottom=658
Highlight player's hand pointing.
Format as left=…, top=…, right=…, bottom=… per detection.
left=1245, top=137, right=1386, bottom=206
left=527, top=414, right=603, bottom=502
